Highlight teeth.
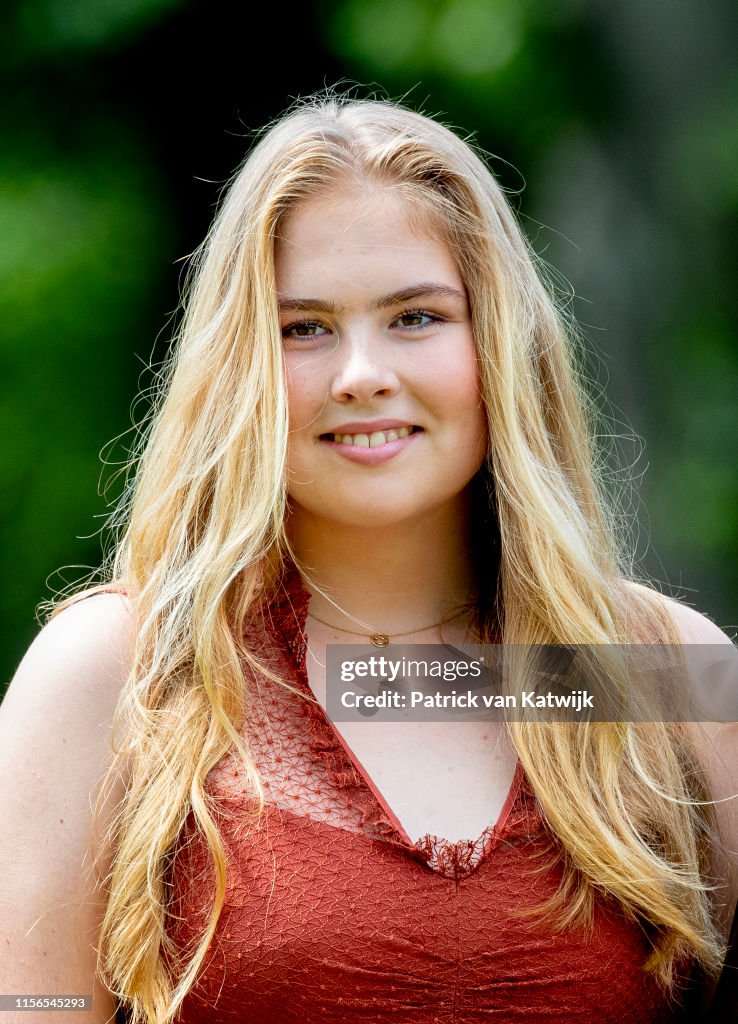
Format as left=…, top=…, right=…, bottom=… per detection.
left=332, top=427, right=416, bottom=447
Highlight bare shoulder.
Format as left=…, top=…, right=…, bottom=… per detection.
left=658, top=591, right=735, bottom=647
left=0, top=592, right=136, bottom=1022
left=8, top=589, right=135, bottom=689
left=649, top=592, right=738, bottom=807
left=624, top=587, right=738, bottom=797
left=623, top=579, right=735, bottom=645
left=1, top=590, right=136, bottom=783
left=1, top=591, right=136, bottom=790
left=627, top=584, right=737, bottom=742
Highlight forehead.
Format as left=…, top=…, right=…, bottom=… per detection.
left=274, top=188, right=461, bottom=294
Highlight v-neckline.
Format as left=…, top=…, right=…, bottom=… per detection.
left=269, top=564, right=525, bottom=879
left=312, top=694, right=524, bottom=850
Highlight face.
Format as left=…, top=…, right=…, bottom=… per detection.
left=274, top=187, right=488, bottom=531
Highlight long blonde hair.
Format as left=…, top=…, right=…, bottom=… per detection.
left=58, top=91, right=724, bottom=1021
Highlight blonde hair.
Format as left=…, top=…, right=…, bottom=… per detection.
left=58, top=91, right=724, bottom=1021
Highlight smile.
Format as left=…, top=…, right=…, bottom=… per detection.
left=320, top=426, right=421, bottom=448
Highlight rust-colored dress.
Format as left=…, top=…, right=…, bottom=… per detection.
left=167, top=570, right=690, bottom=1022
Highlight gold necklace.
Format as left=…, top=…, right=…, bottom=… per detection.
left=307, top=609, right=464, bottom=647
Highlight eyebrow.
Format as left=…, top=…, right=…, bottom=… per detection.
left=277, top=283, right=468, bottom=314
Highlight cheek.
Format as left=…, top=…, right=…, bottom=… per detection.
left=284, top=357, right=328, bottom=432
left=442, top=360, right=488, bottom=463
left=457, top=346, right=486, bottom=425
left=425, top=349, right=485, bottom=425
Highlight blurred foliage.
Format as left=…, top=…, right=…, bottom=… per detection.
left=0, top=102, right=176, bottom=675
left=1, top=0, right=736, bottom=689
left=6, top=0, right=183, bottom=63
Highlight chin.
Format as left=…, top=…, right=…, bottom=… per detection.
left=289, top=487, right=463, bottom=531
left=306, top=505, right=421, bottom=530
left=338, top=510, right=421, bottom=530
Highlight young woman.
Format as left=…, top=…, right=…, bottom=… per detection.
left=1, top=93, right=736, bottom=1024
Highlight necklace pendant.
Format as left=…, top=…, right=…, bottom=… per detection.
left=370, top=633, right=390, bottom=648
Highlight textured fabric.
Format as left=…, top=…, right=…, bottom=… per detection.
left=167, top=569, right=689, bottom=1022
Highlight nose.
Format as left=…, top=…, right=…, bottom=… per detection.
left=329, top=330, right=401, bottom=403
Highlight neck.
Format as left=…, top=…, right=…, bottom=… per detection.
left=287, top=497, right=478, bottom=633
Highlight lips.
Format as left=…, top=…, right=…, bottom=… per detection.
left=321, top=426, right=420, bottom=448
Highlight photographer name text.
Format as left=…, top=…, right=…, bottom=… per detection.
left=340, top=690, right=594, bottom=711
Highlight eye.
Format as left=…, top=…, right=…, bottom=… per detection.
left=281, top=319, right=331, bottom=340
left=393, top=309, right=444, bottom=331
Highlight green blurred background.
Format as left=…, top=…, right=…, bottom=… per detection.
left=2, top=0, right=736, bottom=689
